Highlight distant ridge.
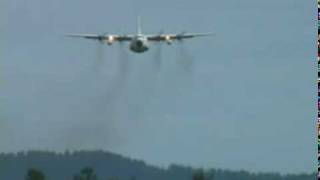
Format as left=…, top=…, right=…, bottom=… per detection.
left=0, top=150, right=316, bottom=180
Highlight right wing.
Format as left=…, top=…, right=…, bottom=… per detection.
left=147, top=32, right=214, bottom=41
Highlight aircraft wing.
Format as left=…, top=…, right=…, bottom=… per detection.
left=147, top=32, right=214, bottom=41
left=65, top=33, right=133, bottom=41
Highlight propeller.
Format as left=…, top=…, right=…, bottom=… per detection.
left=176, top=31, right=187, bottom=42
left=97, top=32, right=108, bottom=43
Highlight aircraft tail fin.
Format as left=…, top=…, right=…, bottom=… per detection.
left=137, top=16, right=142, bottom=34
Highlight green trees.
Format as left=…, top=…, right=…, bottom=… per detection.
left=8, top=151, right=315, bottom=180
left=73, top=167, right=98, bottom=180
left=25, top=168, right=46, bottom=180
left=193, top=169, right=213, bottom=180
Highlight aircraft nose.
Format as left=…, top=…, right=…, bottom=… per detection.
left=136, top=40, right=143, bottom=47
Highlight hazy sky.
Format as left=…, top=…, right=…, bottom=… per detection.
left=0, top=0, right=316, bottom=174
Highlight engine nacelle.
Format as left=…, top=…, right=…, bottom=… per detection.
left=165, top=35, right=172, bottom=45
left=106, top=35, right=114, bottom=45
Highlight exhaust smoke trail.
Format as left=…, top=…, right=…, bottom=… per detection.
left=153, top=42, right=163, bottom=73
left=173, top=41, right=195, bottom=89
left=62, top=42, right=132, bottom=150
left=96, top=42, right=129, bottom=111
left=92, top=41, right=106, bottom=72
left=152, top=29, right=165, bottom=73
left=63, top=41, right=196, bottom=150
left=176, top=41, right=194, bottom=75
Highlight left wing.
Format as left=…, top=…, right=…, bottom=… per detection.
left=147, top=32, right=214, bottom=42
left=65, top=33, right=133, bottom=42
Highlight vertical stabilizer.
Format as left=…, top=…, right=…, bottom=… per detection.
left=137, top=16, right=142, bottom=35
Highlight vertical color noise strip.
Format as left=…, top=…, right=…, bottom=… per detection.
left=317, top=0, right=320, bottom=179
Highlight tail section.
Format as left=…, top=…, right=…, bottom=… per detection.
left=137, top=16, right=142, bottom=35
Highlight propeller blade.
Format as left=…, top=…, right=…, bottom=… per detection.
left=177, top=31, right=187, bottom=41
left=97, top=32, right=109, bottom=42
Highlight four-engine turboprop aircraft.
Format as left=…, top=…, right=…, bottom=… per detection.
left=66, top=17, right=213, bottom=53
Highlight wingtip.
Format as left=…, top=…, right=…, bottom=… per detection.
left=64, top=33, right=79, bottom=37
left=63, top=33, right=76, bottom=38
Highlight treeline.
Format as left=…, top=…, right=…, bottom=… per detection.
left=0, top=150, right=316, bottom=180
left=25, top=167, right=212, bottom=180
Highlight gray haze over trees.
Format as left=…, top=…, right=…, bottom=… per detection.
left=0, top=0, right=316, bottom=174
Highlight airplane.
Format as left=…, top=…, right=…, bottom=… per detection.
left=66, top=17, right=213, bottom=53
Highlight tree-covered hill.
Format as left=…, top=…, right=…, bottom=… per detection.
left=0, top=150, right=315, bottom=180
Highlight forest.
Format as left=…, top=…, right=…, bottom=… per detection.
left=0, top=150, right=315, bottom=180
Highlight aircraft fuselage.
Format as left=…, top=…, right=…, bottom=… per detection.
left=129, top=35, right=149, bottom=53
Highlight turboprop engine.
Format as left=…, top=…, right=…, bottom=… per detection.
left=106, top=35, right=114, bottom=45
